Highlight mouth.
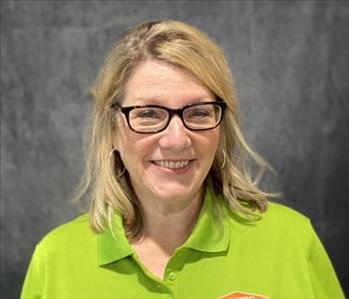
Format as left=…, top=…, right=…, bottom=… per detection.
left=151, top=160, right=193, bottom=170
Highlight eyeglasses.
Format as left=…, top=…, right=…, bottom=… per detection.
left=112, top=101, right=226, bottom=134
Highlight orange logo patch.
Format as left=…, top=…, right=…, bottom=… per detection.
left=220, top=291, right=269, bottom=299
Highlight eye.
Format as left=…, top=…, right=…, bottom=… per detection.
left=185, top=107, right=213, bottom=119
left=134, top=108, right=163, bottom=119
left=129, top=107, right=168, bottom=127
left=191, top=109, right=210, bottom=117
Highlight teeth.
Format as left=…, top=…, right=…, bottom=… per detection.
left=154, top=160, right=190, bottom=169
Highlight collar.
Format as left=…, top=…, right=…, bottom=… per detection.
left=97, top=212, right=133, bottom=266
left=181, top=187, right=230, bottom=252
left=97, top=187, right=230, bottom=265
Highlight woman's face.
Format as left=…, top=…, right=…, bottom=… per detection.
left=114, top=59, right=220, bottom=207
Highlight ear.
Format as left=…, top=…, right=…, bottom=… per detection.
left=111, top=130, right=120, bottom=151
left=111, top=113, right=121, bottom=151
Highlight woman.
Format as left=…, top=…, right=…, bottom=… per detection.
left=21, top=20, right=344, bottom=299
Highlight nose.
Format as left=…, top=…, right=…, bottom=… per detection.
left=158, top=115, right=191, bottom=150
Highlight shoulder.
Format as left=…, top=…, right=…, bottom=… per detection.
left=255, top=202, right=316, bottom=247
left=225, top=201, right=321, bottom=260
left=35, top=214, right=96, bottom=254
left=227, top=201, right=317, bottom=248
left=264, top=201, right=310, bottom=225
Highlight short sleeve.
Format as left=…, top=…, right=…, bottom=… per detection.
left=20, top=246, right=43, bottom=299
left=307, top=224, right=345, bottom=299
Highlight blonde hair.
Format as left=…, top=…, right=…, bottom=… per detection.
left=74, top=20, right=276, bottom=239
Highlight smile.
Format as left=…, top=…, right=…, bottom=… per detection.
left=152, top=160, right=191, bottom=169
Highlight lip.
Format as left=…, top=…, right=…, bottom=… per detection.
left=149, top=159, right=195, bottom=175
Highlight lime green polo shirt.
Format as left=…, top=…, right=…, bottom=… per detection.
left=21, top=189, right=345, bottom=299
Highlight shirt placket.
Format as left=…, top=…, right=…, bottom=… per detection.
left=130, top=253, right=177, bottom=299
left=162, top=249, right=186, bottom=299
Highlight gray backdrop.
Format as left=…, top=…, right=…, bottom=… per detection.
left=1, top=1, right=348, bottom=298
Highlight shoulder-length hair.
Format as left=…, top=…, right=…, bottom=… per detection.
left=74, top=20, right=275, bottom=239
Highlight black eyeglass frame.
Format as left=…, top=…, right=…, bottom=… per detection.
left=111, top=101, right=227, bottom=134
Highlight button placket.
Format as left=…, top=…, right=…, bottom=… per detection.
left=163, top=268, right=177, bottom=299
left=165, top=268, right=176, bottom=282
left=164, top=251, right=183, bottom=298
left=168, top=271, right=176, bottom=281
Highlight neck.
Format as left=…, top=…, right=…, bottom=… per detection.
left=131, top=188, right=204, bottom=255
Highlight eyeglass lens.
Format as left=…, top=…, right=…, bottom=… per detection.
left=128, top=103, right=223, bottom=133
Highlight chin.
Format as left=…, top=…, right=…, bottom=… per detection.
left=151, top=183, right=200, bottom=201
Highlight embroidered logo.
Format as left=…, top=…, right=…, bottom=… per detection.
left=220, top=291, right=269, bottom=299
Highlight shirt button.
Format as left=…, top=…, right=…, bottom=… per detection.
left=168, top=271, right=176, bottom=281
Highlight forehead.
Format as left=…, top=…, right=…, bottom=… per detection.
left=123, top=59, right=214, bottom=106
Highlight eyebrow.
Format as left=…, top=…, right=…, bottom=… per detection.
left=124, top=96, right=215, bottom=106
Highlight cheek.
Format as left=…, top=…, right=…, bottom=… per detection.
left=199, top=131, right=220, bottom=156
left=204, top=135, right=220, bottom=171
left=117, top=136, right=136, bottom=163
left=116, top=132, right=154, bottom=167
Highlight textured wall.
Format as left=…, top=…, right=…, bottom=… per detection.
left=1, top=1, right=348, bottom=298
